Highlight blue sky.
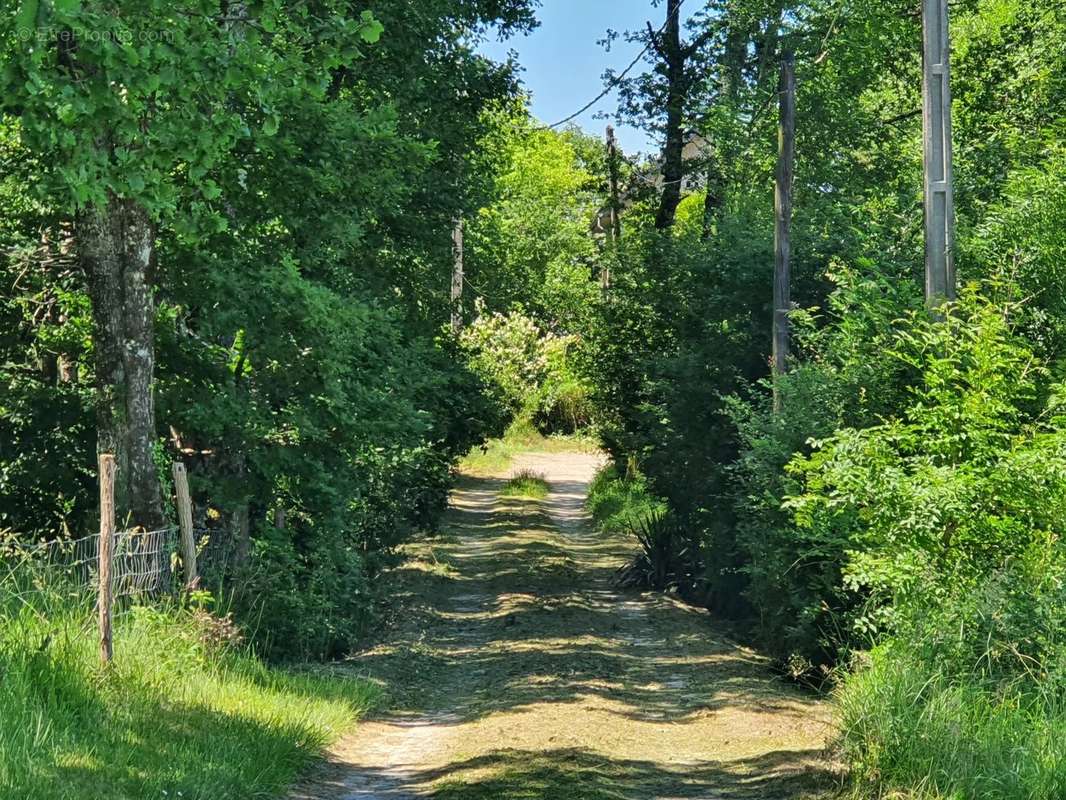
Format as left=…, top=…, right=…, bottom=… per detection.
left=478, top=0, right=662, bottom=156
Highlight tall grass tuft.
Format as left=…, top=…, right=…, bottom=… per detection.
left=500, top=468, right=551, bottom=499
left=837, top=556, right=1066, bottom=800
left=838, top=642, right=1066, bottom=799
left=586, top=464, right=666, bottom=534
left=0, top=560, right=377, bottom=800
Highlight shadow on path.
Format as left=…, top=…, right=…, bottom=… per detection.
left=292, top=451, right=836, bottom=800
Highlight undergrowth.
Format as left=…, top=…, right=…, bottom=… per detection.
left=0, top=569, right=377, bottom=800
left=839, top=643, right=1066, bottom=800
left=586, top=463, right=667, bottom=534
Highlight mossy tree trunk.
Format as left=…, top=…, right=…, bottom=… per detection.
left=78, top=196, right=165, bottom=530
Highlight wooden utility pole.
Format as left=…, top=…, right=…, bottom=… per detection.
left=772, top=51, right=796, bottom=413
left=450, top=218, right=464, bottom=332
left=171, top=461, right=197, bottom=589
left=604, top=125, right=622, bottom=290
left=98, top=453, right=116, bottom=665
left=606, top=125, right=622, bottom=244
left=921, top=0, right=956, bottom=305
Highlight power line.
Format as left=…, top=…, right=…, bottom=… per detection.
left=541, top=0, right=685, bottom=130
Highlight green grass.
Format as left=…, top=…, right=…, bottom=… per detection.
left=500, top=469, right=551, bottom=500
left=0, top=570, right=378, bottom=800
left=838, top=641, right=1066, bottom=800
left=460, top=419, right=596, bottom=476
left=586, top=464, right=667, bottom=534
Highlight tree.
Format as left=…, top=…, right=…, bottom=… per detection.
left=2, top=0, right=382, bottom=527
left=466, top=112, right=603, bottom=330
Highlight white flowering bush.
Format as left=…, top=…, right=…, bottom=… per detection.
left=460, top=308, right=591, bottom=433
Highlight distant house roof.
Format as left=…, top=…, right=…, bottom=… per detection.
left=591, top=132, right=710, bottom=236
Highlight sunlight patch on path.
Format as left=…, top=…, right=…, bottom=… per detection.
left=291, top=449, right=836, bottom=800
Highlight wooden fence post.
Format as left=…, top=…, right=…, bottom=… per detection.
left=171, top=462, right=198, bottom=589
left=98, top=453, right=116, bottom=665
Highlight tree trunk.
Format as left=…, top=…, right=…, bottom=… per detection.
left=772, top=51, right=796, bottom=414
left=78, top=196, right=165, bottom=530
left=701, top=155, right=725, bottom=239
left=451, top=218, right=464, bottom=332
left=655, top=0, right=685, bottom=231
left=606, top=125, right=622, bottom=245
left=604, top=125, right=622, bottom=290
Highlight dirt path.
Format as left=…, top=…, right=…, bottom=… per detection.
left=292, top=451, right=835, bottom=799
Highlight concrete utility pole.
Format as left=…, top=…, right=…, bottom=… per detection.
left=772, top=51, right=795, bottom=413
left=921, top=0, right=956, bottom=305
left=450, top=218, right=464, bottom=332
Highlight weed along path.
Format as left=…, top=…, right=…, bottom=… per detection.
left=292, top=450, right=835, bottom=799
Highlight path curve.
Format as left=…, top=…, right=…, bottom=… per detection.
left=292, top=450, right=835, bottom=799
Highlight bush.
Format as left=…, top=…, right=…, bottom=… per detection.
left=535, top=334, right=594, bottom=433
left=718, top=271, right=922, bottom=665
left=459, top=308, right=546, bottom=420
left=838, top=546, right=1066, bottom=800
left=460, top=308, right=592, bottom=434
left=587, top=463, right=666, bottom=534
left=614, top=510, right=701, bottom=593
left=788, top=295, right=1061, bottom=644
left=157, top=290, right=507, bottom=661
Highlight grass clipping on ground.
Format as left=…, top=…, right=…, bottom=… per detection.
left=351, top=452, right=833, bottom=800
left=0, top=583, right=377, bottom=800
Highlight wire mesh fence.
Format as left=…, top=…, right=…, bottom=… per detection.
left=0, top=526, right=179, bottom=617
left=1, top=457, right=242, bottom=664
left=194, top=525, right=240, bottom=585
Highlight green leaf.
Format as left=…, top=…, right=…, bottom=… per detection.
left=359, top=11, right=383, bottom=44
left=201, top=180, right=222, bottom=200
left=16, top=0, right=39, bottom=34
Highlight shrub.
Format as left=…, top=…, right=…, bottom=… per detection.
left=614, top=511, right=702, bottom=594
left=157, top=294, right=507, bottom=661
left=459, top=308, right=546, bottom=420
left=587, top=463, right=666, bottom=534
left=535, top=334, right=594, bottom=434
left=460, top=308, right=592, bottom=434
left=719, top=270, right=922, bottom=665
left=788, top=295, right=1061, bottom=643
left=838, top=544, right=1066, bottom=800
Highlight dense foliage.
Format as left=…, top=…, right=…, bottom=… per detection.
left=576, top=0, right=1066, bottom=795
left=0, top=0, right=535, bottom=659
left=3, top=0, right=1065, bottom=795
